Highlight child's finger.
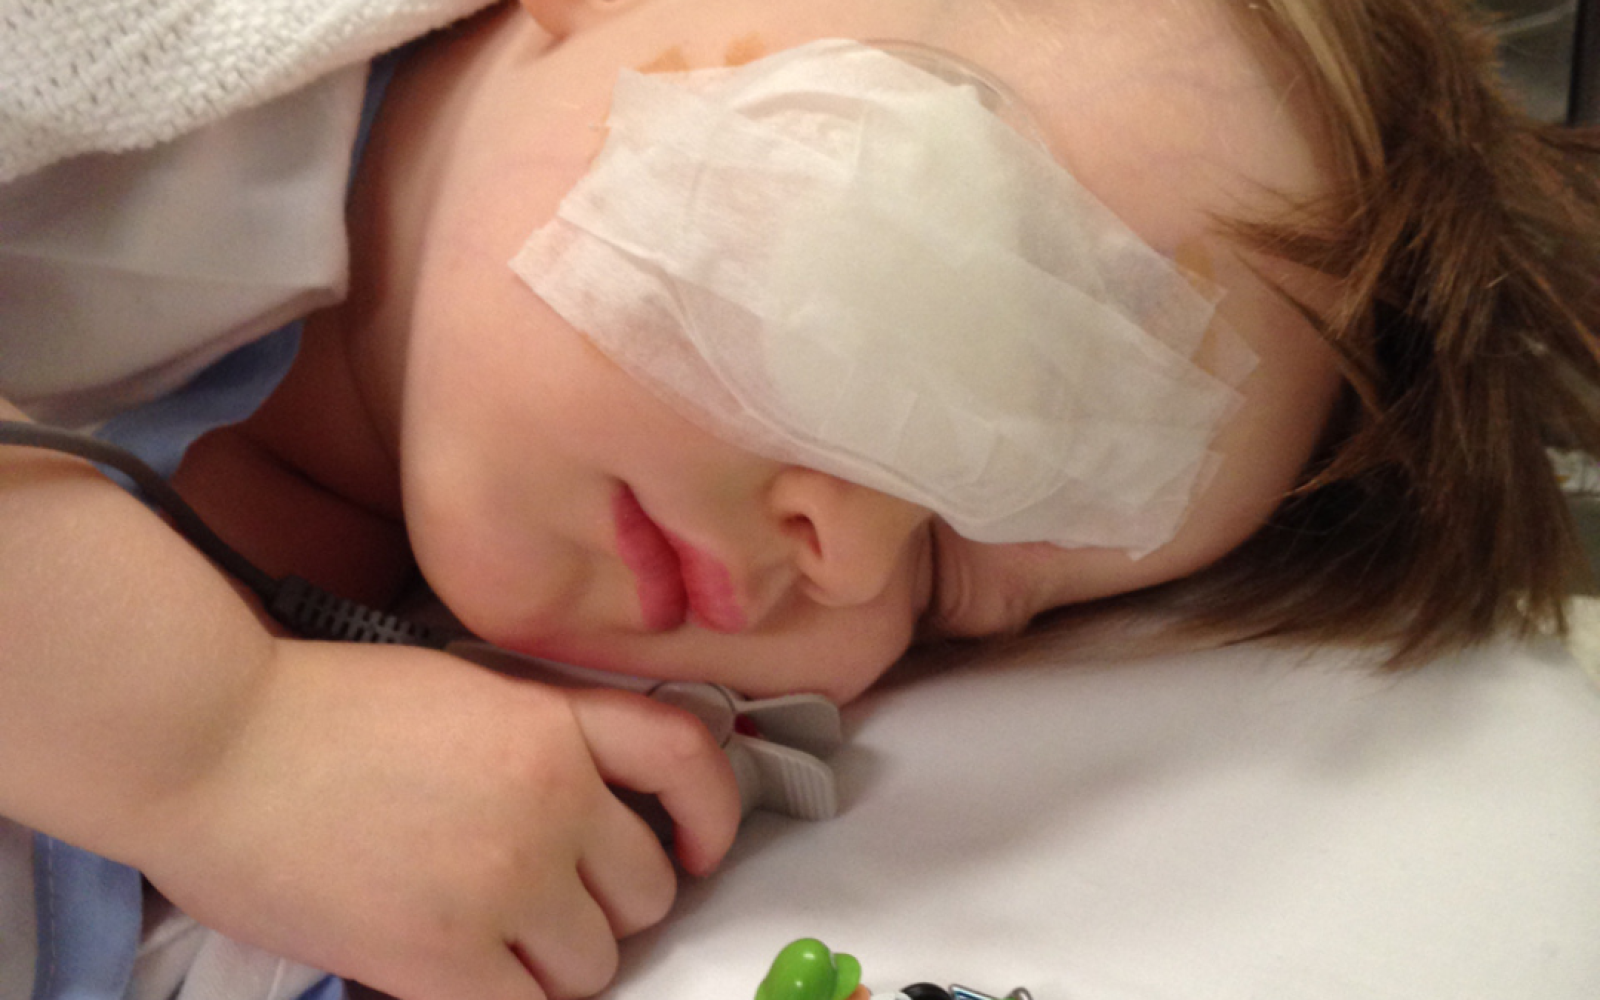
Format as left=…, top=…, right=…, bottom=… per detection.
left=508, top=875, right=620, bottom=1000
left=379, top=938, right=548, bottom=1000
left=567, top=688, right=743, bottom=876
left=472, top=946, right=554, bottom=1000
left=577, top=794, right=679, bottom=937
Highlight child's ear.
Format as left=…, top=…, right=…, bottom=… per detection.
left=519, top=0, right=638, bottom=40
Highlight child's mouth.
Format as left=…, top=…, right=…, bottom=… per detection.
left=612, top=484, right=745, bottom=633
left=663, top=527, right=747, bottom=634
left=614, top=484, right=687, bottom=630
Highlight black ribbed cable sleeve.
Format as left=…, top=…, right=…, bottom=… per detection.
left=0, top=420, right=456, bottom=649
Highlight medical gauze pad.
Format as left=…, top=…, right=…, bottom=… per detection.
left=512, top=39, right=1254, bottom=554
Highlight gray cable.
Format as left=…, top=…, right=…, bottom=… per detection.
left=0, top=420, right=456, bottom=648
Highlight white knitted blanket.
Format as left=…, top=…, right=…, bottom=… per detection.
left=0, top=0, right=494, bottom=184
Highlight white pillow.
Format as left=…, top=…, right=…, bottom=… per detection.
left=606, top=636, right=1600, bottom=999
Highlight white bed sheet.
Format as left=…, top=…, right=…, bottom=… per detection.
left=603, top=635, right=1600, bottom=999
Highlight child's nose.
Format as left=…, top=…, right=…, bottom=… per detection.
left=766, top=467, right=931, bottom=609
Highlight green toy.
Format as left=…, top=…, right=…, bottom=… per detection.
left=755, top=938, right=865, bottom=1000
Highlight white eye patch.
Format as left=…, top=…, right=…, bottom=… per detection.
left=512, top=39, right=1254, bottom=554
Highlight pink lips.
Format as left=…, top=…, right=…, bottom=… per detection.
left=612, top=485, right=746, bottom=633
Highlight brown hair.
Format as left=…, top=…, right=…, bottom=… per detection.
left=1038, top=0, right=1600, bottom=663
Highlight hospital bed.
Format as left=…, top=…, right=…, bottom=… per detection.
left=1489, top=0, right=1596, bottom=123
left=603, top=632, right=1600, bottom=999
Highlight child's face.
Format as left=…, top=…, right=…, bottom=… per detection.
left=357, top=0, right=1343, bottom=703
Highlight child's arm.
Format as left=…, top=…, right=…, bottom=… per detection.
left=0, top=398, right=741, bottom=999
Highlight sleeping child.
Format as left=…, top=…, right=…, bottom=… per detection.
left=2, top=0, right=1598, bottom=997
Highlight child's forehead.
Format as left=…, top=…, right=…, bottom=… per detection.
left=960, top=4, right=1326, bottom=244
left=577, top=0, right=1328, bottom=249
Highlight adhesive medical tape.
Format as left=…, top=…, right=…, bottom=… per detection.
left=512, top=39, right=1255, bottom=554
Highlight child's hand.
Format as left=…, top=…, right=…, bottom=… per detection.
left=132, top=640, right=741, bottom=1000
